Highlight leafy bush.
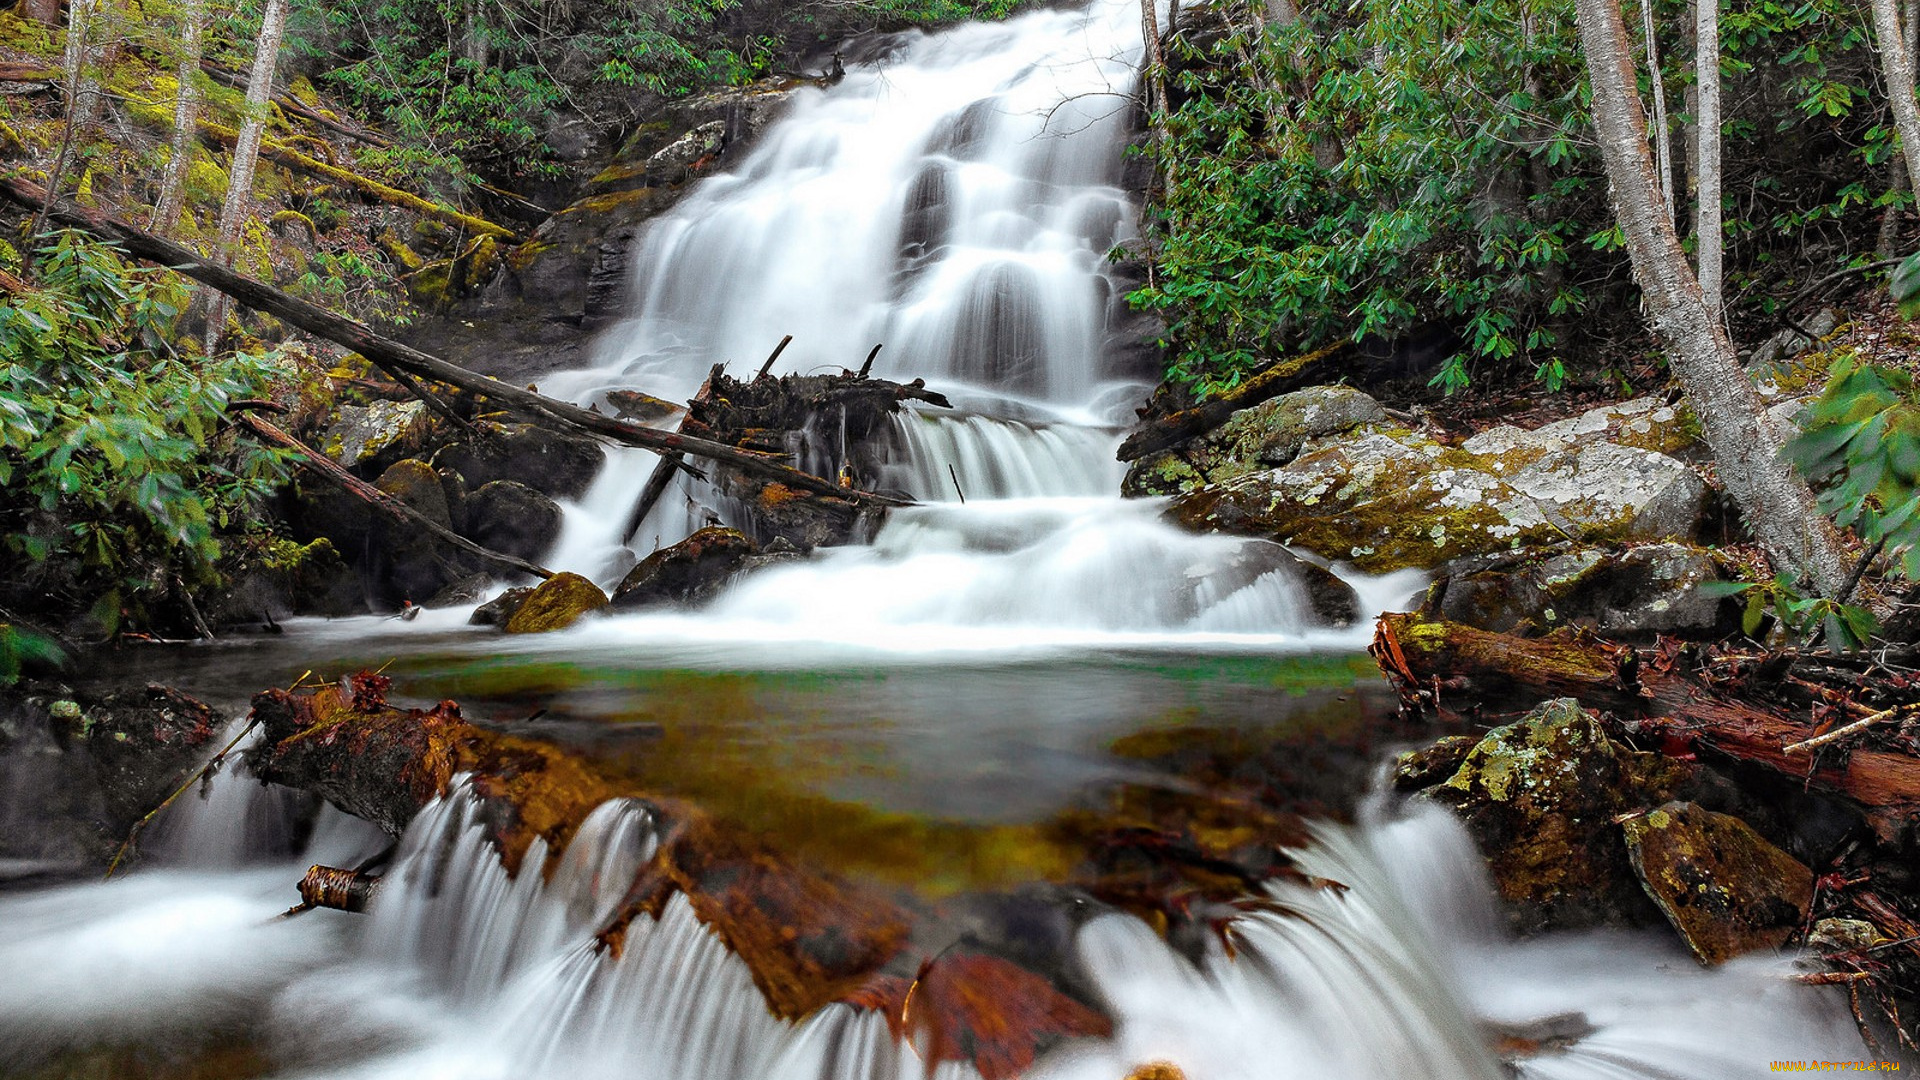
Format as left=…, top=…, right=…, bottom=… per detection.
left=0, top=232, right=293, bottom=634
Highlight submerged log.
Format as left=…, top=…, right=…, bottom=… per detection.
left=0, top=176, right=910, bottom=512
left=1116, top=341, right=1352, bottom=462
left=1373, top=613, right=1920, bottom=841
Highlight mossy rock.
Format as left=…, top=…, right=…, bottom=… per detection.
left=1422, top=698, right=1693, bottom=932
left=612, top=527, right=758, bottom=609
left=1622, top=801, right=1813, bottom=965
left=503, top=573, right=609, bottom=634
left=1124, top=385, right=1388, bottom=497
left=323, top=399, right=432, bottom=474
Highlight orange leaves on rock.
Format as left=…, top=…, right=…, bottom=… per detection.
left=901, top=951, right=1112, bottom=1080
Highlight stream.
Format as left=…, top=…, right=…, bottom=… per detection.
left=0, top=0, right=1867, bottom=1076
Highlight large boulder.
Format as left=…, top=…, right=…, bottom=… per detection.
left=73, top=686, right=223, bottom=826
left=503, top=572, right=610, bottom=634
left=371, top=459, right=465, bottom=603
left=433, top=422, right=604, bottom=500
left=320, top=399, right=432, bottom=474
left=1622, top=801, right=1814, bottom=965
left=613, top=527, right=760, bottom=609
left=464, top=480, right=564, bottom=565
left=1418, top=698, right=1691, bottom=932
left=1123, top=385, right=1387, bottom=497
left=1170, top=401, right=1708, bottom=574
left=1426, top=542, right=1730, bottom=639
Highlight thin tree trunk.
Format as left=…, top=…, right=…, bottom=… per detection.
left=149, top=0, right=205, bottom=236
left=1873, top=0, right=1920, bottom=197
left=1139, top=0, right=1167, bottom=123
left=33, top=0, right=98, bottom=238
left=1574, top=0, right=1852, bottom=599
left=1695, top=0, right=1723, bottom=320
left=1640, top=0, right=1676, bottom=217
left=205, top=0, right=287, bottom=350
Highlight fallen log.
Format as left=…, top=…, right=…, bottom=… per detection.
left=0, top=175, right=910, bottom=512
left=624, top=362, right=723, bottom=545
left=197, top=120, right=522, bottom=243
left=1373, top=613, right=1920, bottom=841
left=238, top=414, right=556, bottom=582
left=0, top=62, right=57, bottom=82
left=1116, top=341, right=1353, bottom=462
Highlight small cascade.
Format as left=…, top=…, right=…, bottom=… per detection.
left=879, top=407, right=1122, bottom=501
left=0, top=784, right=1856, bottom=1077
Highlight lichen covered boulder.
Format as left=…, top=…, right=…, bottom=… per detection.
left=1622, top=801, right=1814, bottom=964
left=613, top=527, right=760, bottom=609
left=502, top=572, right=609, bottom=634
left=1427, top=543, right=1729, bottom=639
left=1123, top=385, right=1387, bottom=497
left=1170, top=413, right=1708, bottom=574
left=322, top=399, right=431, bottom=473
left=1419, top=698, right=1686, bottom=931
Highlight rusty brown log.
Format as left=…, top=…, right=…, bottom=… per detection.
left=1116, top=340, right=1353, bottom=462
left=1373, top=613, right=1920, bottom=841
left=0, top=175, right=910, bottom=511
left=299, top=864, right=381, bottom=913
left=238, top=414, right=556, bottom=582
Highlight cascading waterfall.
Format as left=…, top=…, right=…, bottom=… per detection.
left=525, top=0, right=1344, bottom=645
left=0, top=782, right=1859, bottom=1078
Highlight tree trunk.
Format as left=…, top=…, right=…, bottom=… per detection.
left=1139, top=0, right=1167, bottom=124
left=204, top=0, right=287, bottom=350
left=33, top=0, right=98, bottom=238
left=148, top=0, right=205, bottom=236
left=1574, top=0, right=1853, bottom=599
left=1873, top=0, right=1920, bottom=200
left=1640, top=0, right=1676, bottom=217
left=1695, top=0, right=1723, bottom=320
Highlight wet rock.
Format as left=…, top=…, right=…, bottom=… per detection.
left=210, top=536, right=364, bottom=624
left=1124, top=385, right=1387, bottom=497
left=425, top=574, right=493, bottom=609
left=372, top=459, right=464, bottom=603
left=1807, top=917, right=1880, bottom=952
left=469, top=585, right=535, bottom=627
left=433, top=422, right=604, bottom=500
left=1621, top=801, right=1814, bottom=964
left=612, top=527, right=759, bottom=609
left=502, top=572, right=609, bottom=634
left=80, top=686, right=222, bottom=826
left=1170, top=410, right=1708, bottom=574
left=646, top=119, right=727, bottom=175
left=1390, top=734, right=1481, bottom=793
left=1421, top=698, right=1686, bottom=932
left=0, top=690, right=111, bottom=865
left=1429, top=543, right=1729, bottom=639
left=321, top=399, right=431, bottom=474
left=464, top=480, right=564, bottom=564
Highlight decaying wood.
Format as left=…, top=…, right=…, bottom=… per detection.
left=297, top=864, right=381, bottom=913
left=1116, top=341, right=1353, bottom=462
left=1373, top=613, right=1920, bottom=841
left=0, top=62, right=58, bottom=82
left=197, top=120, right=523, bottom=243
left=0, top=175, right=912, bottom=511
left=238, top=414, right=556, bottom=582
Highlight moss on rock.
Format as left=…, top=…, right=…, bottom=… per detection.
left=503, top=572, right=610, bottom=634
left=1622, top=801, right=1814, bottom=964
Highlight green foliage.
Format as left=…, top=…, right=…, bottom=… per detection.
left=1785, top=354, right=1920, bottom=579
left=0, top=624, right=65, bottom=688
left=1135, top=0, right=1891, bottom=395
left=0, top=233, right=293, bottom=631
left=1701, top=574, right=1878, bottom=650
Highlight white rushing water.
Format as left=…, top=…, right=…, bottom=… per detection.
left=517, top=0, right=1384, bottom=649
left=0, top=780, right=1860, bottom=1077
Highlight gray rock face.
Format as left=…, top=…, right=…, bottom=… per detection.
left=1169, top=393, right=1708, bottom=574
left=1124, top=385, right=1388, bottom=496
left=323, top=400, right=431, bottom=473
left=1430, top=543, right=1728, bottom=639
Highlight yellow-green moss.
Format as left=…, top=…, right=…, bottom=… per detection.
left=504, top=573, right=610, bottom=634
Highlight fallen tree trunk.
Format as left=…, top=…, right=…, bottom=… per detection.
left=624, top=362, right=722, bottom=545
left=1116, top=341, right=1353, bottom=462
left=239, top=414, right=556, bottom=581
left=197, top=120, right=522, bottom=243
left=0, top=175, right=910, bottom=511
left=1373, top=613, right=1920, bottom=841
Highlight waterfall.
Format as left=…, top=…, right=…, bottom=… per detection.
left=0, top=785, right=1859, bottom=1077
